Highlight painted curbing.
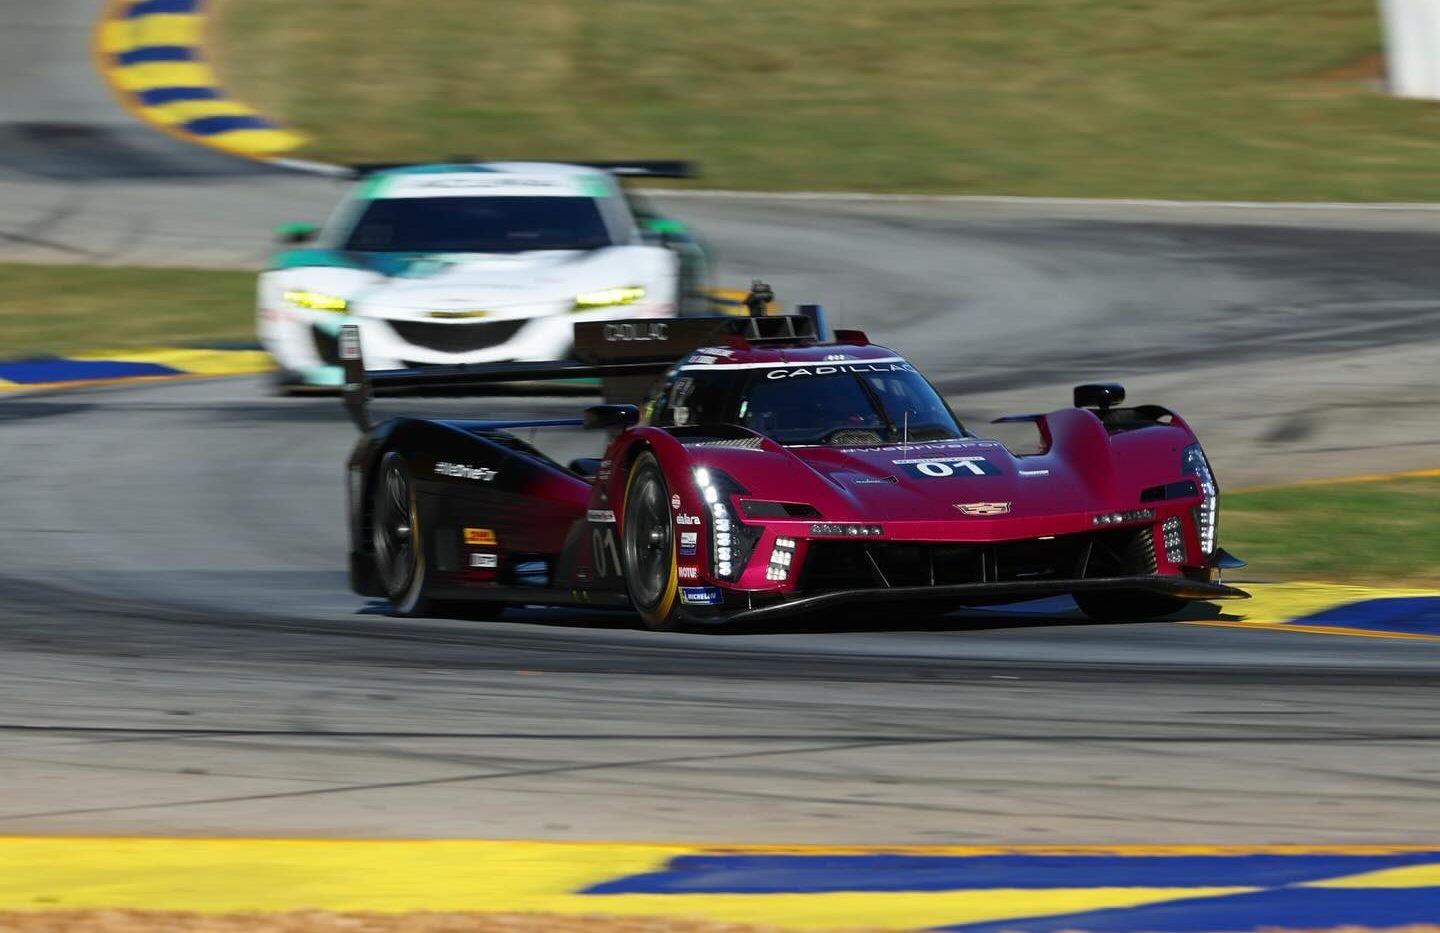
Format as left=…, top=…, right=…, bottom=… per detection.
left=93, top=0, right=304, bottom=160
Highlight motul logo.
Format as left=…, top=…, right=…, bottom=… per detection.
left=954, top=501, right=1011, bottom=515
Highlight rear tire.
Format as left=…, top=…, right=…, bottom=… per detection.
left=1074, top=590, right=1188, bottom=622
left=621, top=452, right=683, bottom=631
left=373, top=451, right=432, bottom=617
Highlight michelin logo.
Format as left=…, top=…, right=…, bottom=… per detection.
left=436, top=461, right=498, bottom=481
left=680, top=586, right=723, bottom=606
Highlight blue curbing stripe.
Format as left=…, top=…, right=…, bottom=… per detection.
left=0, top=359, right=183, bottom=384
left=582, top=852, right=1440, bottom=895
left=115, top=45, right=197, bottom=66
left=124, top=0, right=202, bottom=17
left=136, top=86, right=221, bottom=105
left=1288, top=596, right=1440, bottom=636
left=936, top=886, right=1440, bottom=933
left=183, top=114, right=277, bottom=135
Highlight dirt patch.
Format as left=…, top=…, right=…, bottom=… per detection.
left=1309, top=51, right=1385, bottom=82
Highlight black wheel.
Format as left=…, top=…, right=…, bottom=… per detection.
left=1074, top=590, right=1188, bottom=622
left=372, top=451, right=431, bottom=616
left=621, top=452, right=681, bottom=631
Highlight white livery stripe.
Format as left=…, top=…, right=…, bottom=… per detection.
left=679, top=356, right=906, bottom=372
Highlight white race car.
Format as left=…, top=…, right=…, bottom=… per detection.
left=257, top=161, right=713, bottom=389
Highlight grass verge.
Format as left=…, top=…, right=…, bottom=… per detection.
left=0, top=263, right=255, bottom=358
left=217, top=0, right=1440, bottom=200
left=1225, top=473, right=1440, bottom=587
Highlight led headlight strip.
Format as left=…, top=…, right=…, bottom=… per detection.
left=283, top=289, right=349, bottom=312
left=1161, top=516, right=1186, bottom=564
left=1182, top=442, right=1218, bottom=556
left=765, top=537, right=796, bottom=582
left=808, top=523, right=884, bottom=536
left=1091, top=509, right=1155, bottom=527
left=693, top=467, right=756, bottom=581
left=574, top=286, right=646, bottom=310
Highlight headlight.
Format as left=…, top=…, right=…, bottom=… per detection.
left=284, top=289, right=349, bottom=312
left=573, top=286, right=647, bottom=310
left=692, top=466, right=759, bottom=581
left=1182, top=442, right=1218, bottom=557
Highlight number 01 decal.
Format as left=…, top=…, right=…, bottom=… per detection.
left=592, top=527, right=622, bottom=578
left=895, top=456, right=1001, bottom=478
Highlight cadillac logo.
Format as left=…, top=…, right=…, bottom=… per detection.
left=954, top=501, right=1011, bottom=516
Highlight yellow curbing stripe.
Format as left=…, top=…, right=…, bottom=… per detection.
left=65, top=348, right=275, bottom=376
left=91, top=0, right=305, bottom=160
left=1182, top=581, right=1440, bottom=641
left=6, top=838, right=1440, bottom=928
left=7, top=837, right=1407, bottom=929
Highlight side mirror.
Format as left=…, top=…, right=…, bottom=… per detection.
left=583, top=404, right=640, bottom=430
left=275, top=222, right=319, bottom=244
left=1074, top=382, right=1125, bottom=410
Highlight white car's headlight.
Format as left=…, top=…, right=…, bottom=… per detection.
left=573, top=286, right=646, bottom=311
left=284, top=289, right=349, bottom=312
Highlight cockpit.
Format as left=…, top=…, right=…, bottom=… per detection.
left=647, top=360, right=968, bottom=446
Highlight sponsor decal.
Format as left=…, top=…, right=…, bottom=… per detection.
left=694, top=346, right=735, bottom=357
left=338, top=327, right=361, bottom=361
left=679, top=531, right=698, bottom=555
left=689, top=355, right=719, bottom=366
left=603, top=321, right=668, bottom=342
left=765, top=362, right=917, bottom=380
left=893, top=456, right=1001, bottom=477
left=436, top=461, right=498, bottom=481
left=469, top=552, right=499, bottom=568
left=680, top=586, right=723, bottom=606
left=1019, top=469, right=1051, bottom=477
left=675, top=513, right=702, bottom=526
left=597, top=459, right=613, bottom=481
left=587, top=509, right=616, bottom=523
left=822, top=353, right=852, bottom=361
left=670, top=494, right=682, bottom=509
left=842, top=441, right=1004, bottom=454
left=464, top=528, right=498, bottom=545
left=678, top=566, right=700, bottom=581
left=954, top=501, right=1012, bottom=516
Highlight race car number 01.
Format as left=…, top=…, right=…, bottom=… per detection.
left=592, top=528, right=622, bottom=577
left=908, top=459, right=991, bottom=477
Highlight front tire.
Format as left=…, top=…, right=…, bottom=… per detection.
left=372, top=451, right=431, bottom=617
left=1074, top=590, right=1188, bottom=622
left=621, top=452, right=682, bottom=631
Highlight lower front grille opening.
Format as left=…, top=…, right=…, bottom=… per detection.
left=797, top=527, right=1156, bottom=594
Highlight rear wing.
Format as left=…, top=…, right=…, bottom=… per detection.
left=340, top=312, right=821, bottom=431
left=348, top=160, right=695, bottom=179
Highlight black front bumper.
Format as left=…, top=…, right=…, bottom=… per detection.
left=720, top=575, right=1249, bottom=624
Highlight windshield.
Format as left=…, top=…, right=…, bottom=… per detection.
left=342, top=196, right=613, bottom=253
left=655, top=364, right=966, bottom=445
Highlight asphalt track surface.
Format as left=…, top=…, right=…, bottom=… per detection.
left=5, top=0, right=1440, bottom=847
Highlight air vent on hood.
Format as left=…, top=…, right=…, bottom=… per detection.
left=740, top=500, right=821, bottom=519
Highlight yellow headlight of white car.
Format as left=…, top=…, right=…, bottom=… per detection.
left=284, top=289, right=349, bottom=312
left=573, top=286, right=646, bottom=311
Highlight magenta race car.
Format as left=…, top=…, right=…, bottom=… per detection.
left=340, top=300, right=1247, bottom=629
